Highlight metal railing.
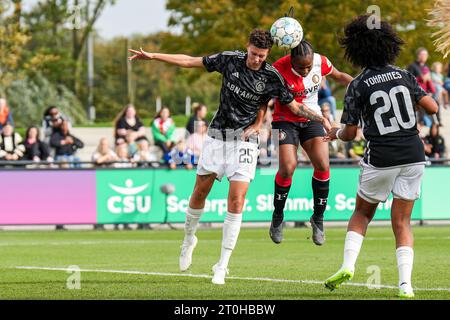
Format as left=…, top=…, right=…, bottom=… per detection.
left=0, top=158, right=448, bottom=169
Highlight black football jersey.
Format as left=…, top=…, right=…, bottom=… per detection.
left=203, top=51, right=294, bottom=137
left=341, top=65, right=427, bottom=168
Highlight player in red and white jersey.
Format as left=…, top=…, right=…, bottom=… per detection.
left=270, top=40, right=353, bottom=245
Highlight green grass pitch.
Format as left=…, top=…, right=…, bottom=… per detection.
left=0, top=225, right=449, bottom=300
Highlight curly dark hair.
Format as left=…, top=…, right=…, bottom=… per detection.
left=249, top=29, right=274, bottom=49
left=339, top=15, right=404, bottom=68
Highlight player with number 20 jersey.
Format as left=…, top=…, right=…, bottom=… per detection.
left=323, top=15, right=438, bottom=299
left=343, top=66, right=428, bottom=169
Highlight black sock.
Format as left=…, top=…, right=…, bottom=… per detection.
left=312, top=177, right=330, bottom=229
left=272, top=181, right=291, bottom=227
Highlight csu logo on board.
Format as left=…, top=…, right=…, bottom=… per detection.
left=107, top=179, right=151, bottom=214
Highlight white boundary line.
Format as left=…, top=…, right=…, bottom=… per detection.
left=14, top=266, right=450, bottom=293
left=1, top=236, right=449, bottom=247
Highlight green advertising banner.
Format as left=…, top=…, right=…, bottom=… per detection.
left=95, top=167, right=424, bottom=224
left=96, top=170, right=165, bottom=223
left=420, top=167, right=450, bottom=220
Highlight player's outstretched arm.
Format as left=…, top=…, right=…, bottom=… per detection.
left=128, top=48, right=204, bottom=68
left=287, top=100, right=332, bottom=132
left=329, top=67, right=353, bottom=86
left=417, top=95, right=439, bottom=115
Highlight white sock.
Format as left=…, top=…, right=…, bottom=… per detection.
left=396, top=246, right=414, bottom=288
left=342, top=231, right=364, bottom=272
left=217, top=212, right=243, bottom=269
left=183, top=207, right=204, bottom=244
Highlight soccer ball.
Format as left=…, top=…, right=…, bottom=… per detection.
left=270, top=17, right=303, bottom=49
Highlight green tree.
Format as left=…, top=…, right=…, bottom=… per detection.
left=5, top=73, right=87, bottom=128
left=164, top=0, right=441, bottom=97
left=22, top=0, right=115, bottom=96
left=0, top=0, right=29, bottom=95
left=91, top=33, right=221, bottom=122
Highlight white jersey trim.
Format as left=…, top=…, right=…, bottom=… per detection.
left=265, top=64, right=286, bottom=85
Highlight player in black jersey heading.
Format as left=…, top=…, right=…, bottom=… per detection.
left=129, top=29, right=331, bottom=285
left=323, top=15, right=438, bottom=298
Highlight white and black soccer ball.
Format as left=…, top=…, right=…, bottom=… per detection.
left=270, top=17, right=304, bottom=49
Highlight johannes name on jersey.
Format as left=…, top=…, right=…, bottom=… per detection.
left=363, top=71, right=403, bottom=88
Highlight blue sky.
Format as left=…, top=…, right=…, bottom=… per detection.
left=22, top=0, right=172, bottom=39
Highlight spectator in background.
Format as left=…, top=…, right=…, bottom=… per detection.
left=92, top=138, right=118, bottom=168
left=318, top=78, right=337, bottom=118
left=418, top=121, right=432, bottom=159
left=168, top=140, right=194, bottom=170
left=186, top=103, right=209, bottom=135
left=152, top=106, right=176, bottom=161
left=22, top=126, right=52, bottom=163
left=132, top=139, right=159, bottom=167
left=0, top=98, right=14, bottom=132
left=431, top=62, right=450, bottom=109
left=42, top=106, right=70, bottom=143
left=346, top=128, right=366, bottom=160
left=186, top=120, right=207, bottom=163
left=444, top=62, right=450, bottom=94
left=50, top=120, right=84, bottom=168
left=408, top=48, right=436, bottom=93
left=112, top=143, right=133, bottom=231
left=417, top=121, right=429, bottom=140
left=114, top=104, right=146, bottom=145
left=113, top=144, right=134, bottom=169
left=408, top=48, right=437, bottom=126
left=328, top=140, right=347, bottom=160
left=424, top=123, right=446, bottom=159
left=320, top=102, right=335, bottom=123
left=261, top=100, right=277, bottom=161
left=126, top=131, right=139, bottom=158
left=0, top=123, right=25, bottom=161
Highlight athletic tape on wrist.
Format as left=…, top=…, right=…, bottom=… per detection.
left=336, top=129, right=343, bottom=141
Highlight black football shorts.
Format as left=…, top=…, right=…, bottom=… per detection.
left=272, top=121, right=326, bottom=146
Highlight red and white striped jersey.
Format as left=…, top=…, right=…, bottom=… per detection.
left=272, top=53, right=334, bottom=122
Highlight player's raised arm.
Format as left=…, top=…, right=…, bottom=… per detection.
left=286, top=100, right=332, bottom=132
left=328, top=67, right=353, bottom=86
left=128, top=48, right=204, bottom=68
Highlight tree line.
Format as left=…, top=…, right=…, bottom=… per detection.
left=0, top=0, right=444, bottom=126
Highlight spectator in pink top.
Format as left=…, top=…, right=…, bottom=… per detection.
left=186, top=120, right=207, bottom=164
